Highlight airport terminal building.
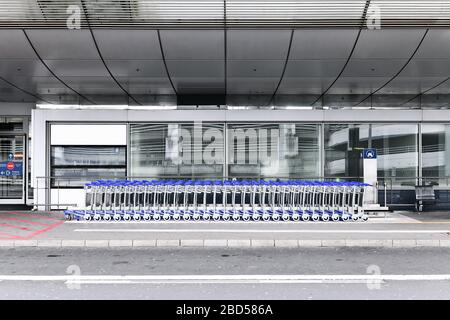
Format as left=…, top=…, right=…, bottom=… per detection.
left=0, top=1, right=450, bottom=211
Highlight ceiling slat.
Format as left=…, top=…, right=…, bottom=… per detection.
left=0, top=0, right=450, bottom=28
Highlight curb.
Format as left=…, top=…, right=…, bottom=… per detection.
left=0, top=239, right=449, bottom=248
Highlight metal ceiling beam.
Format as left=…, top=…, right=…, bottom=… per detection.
left=353, top=29, right=429, bottom=107
left=157, top=30, right=178, bottom=95
left=22, top=29, right=96, bottom=105
left=266, top=29, right=294, bottom=106
left=223, top=0, right=227, bottom=103
left=398, top=76, right=450, bottom=108
left=80, top=0, right=142, bottom=105
left=0, top=75, right=54, bottom=104
left=310, top=0, right=371, bottom=107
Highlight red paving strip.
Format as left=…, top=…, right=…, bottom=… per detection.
left=22, top=220, right=65, bottom=240
left=0, top=223, right=33, bottom=231
left=8, top=211, right=62, bottom=222
left=0, top=216, right=52, bottom=227
left=0, top=231, right=22, bottom=240
left=0, top=213, right=65, bottom=240
left=0, top=219, right=64, bottom=240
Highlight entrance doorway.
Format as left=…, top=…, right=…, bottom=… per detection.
left=0, top=135, right=25, bottom=204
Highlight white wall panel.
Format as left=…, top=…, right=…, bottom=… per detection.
left=50, top=189, right=84, bottom=210
left=50, top=124, right=126, bottom=145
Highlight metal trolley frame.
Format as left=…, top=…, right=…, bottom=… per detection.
left=65, top=179, right=370, bottom=222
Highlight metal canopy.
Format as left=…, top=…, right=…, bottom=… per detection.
left=0, top=1, right=450, bottom=108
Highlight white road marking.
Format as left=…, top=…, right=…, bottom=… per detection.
left=0, top=274, right=450, bottom=285
left=73, top=228, right=450, bottom=233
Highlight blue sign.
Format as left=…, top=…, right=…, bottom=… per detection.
left=363, top=148, right=377, bottom=159
left=0, top=161, right=23, bottom=176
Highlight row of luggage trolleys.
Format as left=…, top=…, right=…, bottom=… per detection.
left=64, top=179, right=370, bottom=222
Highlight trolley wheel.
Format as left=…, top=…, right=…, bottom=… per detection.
left=361, top=214, right=369, bottom=222
left=84, top=214, right=92, bottom=221
left=242, top=214, right=250, bottom=221
left=123, top=214, right=132, bottom=221
left=183, top=214, right=191, bottom=221
left=272, top=214, right=280, bottom=221
left=232, top=214, right=241, bottom=221
left=113, top=214, right=122, bottom=221
left=415, top=201, right=423, bottom=213
left=203, top=214, right=211, bottom=221
left=173, top=214, right=181, bottom=221
left=153, top=214, right=161, bottom=221
left=193, top=214, right=201, bottom=221
left=262, top=214, right=270, bottom=221
left=143, top=214, right=151, bottom=221
left=93, top=214, right=102, bottom=221
left=322, top=214, right=330, bottom=222
left=342, top=214, right=350, bottom=222
left=352, top=214, right=360, bottom=222
left=252, top=214, right=261, bottom=221
left=65, top=214, right=73, bottom=221
left=103, top=214, right=112, bottom=221
left=292, top=214, right=300, bottom=221
left=212, top=214, right=221, bottom=221
left=223, top=214, right=231, bottom=221
left=311, top=214, right=320, bottom=222
left=133, top=214, right=142, bottom=221
left=331, top=214, right=340, bottom=222
left=163, top=214, right=171, bottom=221
left=302, top=214, right=310, bottom=222
left=282, top=214, right=290, bottom=221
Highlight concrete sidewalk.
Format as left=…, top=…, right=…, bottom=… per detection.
left=1, top=211, right=450, bottom=248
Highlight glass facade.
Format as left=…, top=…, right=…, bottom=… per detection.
left=0, top=135, right=25, bottom=199
left=324, top=124, right=369, bottom=178
left=371, top=124, right=418, bottom=187
left=130, top=122, right=423, bottom=186
left=227, top=123, right=320, bottom=178
left=42, top=121, right=450, bottom=192
left=130, top=123, right=224, bottom=178
left=422, top=124, right=450, bottom=186
left=324, top=124, right=419, bottom=187
left=50, top=146, right=126, bottom=187
left=0, top=116, right=27, bottom=202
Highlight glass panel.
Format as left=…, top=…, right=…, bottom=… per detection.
left=130, top=123, right=224, bottom=178
left=28, top=122, right=33, bottom=199
left=0, top=117, right=24, bottom=132
left=371, top=124, right=418, bottom=187
left=51, top=168, right=126, bottom=188
left=51, top=146, right=126, bottom=166
left=50, top=146, right=126, bottom=187
left=324, top=124, right=369, bottom=179
left=0, top=135, right=24, bottom=199
left=422, top=124, right=450, bottom=187
left=227, top=123, right=320, bottom=178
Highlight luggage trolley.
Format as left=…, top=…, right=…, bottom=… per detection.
left=64, top=178, right=370, bottom=222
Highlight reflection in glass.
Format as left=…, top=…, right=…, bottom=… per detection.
left=51, top=146, right=126, bottom=187
left=324, top=124, right=369, bottom=178
left=227, top=123, right=320, bottom=178
left=371, top=124, right=418, bottom=187
left=0, top=135, right=24, bottom=199
left=52, top=168, right=126, bottom=187
left=130, top=123, right=224, bottom=178
left=51, top=146, right=126, bottom=166
left=422, top=124, right=450, bottom=186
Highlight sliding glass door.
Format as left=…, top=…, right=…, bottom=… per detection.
left=0, top=135, right=25, bottom=203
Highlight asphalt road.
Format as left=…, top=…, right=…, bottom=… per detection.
left=1, top=247, right=450, bottom=300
